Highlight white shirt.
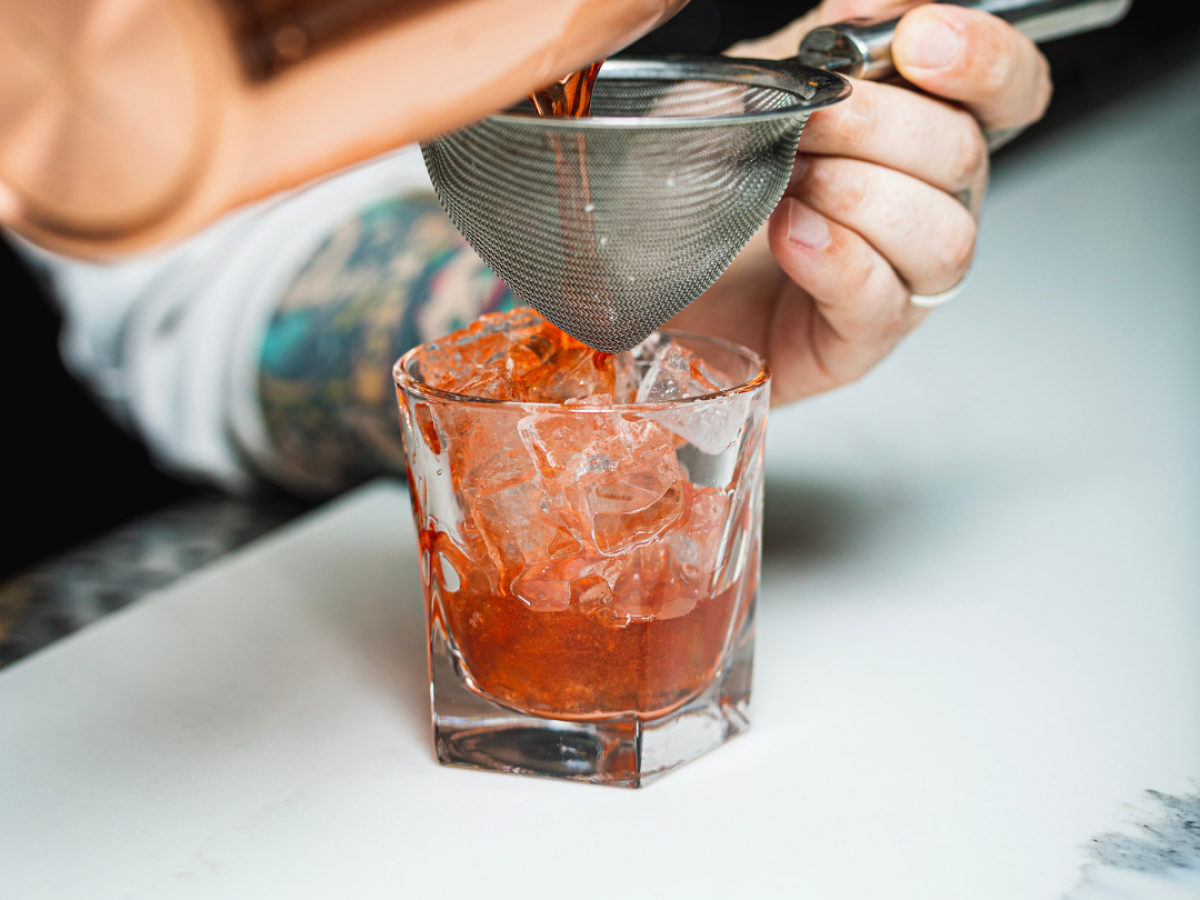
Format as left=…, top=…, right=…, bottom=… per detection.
left=14, top=146, right=434, bottom=494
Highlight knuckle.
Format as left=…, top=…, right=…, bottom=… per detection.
left=842, top=267, right=904, bottom=343
left=842, top=243, right=878, bottom=297
left=822, top=161, right=869, bottom=219
left=836, top=86, right=879, bottom=147
left=950, top=115, right=988, bottom=186
left=868, top=275, right=910, bottom=337
left=799, top=158, right=861, bottom=219
left=939, top=215, right=977, bottom=280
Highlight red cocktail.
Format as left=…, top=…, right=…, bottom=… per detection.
left=395, top=308, right=769, bottom=786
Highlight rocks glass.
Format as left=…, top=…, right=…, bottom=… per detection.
left=394, top=315, right=769, bottom=787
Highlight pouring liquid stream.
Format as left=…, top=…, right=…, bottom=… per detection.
left=528, top=61, right=603, bottom=116
left=527, top=62, right=614, bottom=353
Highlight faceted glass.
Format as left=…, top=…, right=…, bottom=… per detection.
left=394, top=313, right=769, bottom=787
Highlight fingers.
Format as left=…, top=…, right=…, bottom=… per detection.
left=765, top=197, right=923, bottom=400
left=798, top=78, right=989, bottom=207
left=789, top=154, right=977, bottom=295
left=893, top=4, right=1053, bottom=133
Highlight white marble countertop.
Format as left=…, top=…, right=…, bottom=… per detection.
left=2, top=59, right=1199, bottom=900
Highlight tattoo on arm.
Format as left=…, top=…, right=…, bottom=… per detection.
left=259, top=193, right=514, bottom=494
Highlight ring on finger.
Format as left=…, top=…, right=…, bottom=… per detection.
left=910, top=266, right=971, bottom=308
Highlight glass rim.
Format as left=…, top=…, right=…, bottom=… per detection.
left=393, top=328, right=770, bottom=412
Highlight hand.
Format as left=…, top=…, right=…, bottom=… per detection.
left=667, top=0, right=1053, bottom=406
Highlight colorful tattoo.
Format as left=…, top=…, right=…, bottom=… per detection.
left=259, top=193, right=515, bottom=494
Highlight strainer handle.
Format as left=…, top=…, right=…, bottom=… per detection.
left=797, top=0, right=1132, bottom=81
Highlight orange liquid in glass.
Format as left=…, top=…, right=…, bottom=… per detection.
left=421, top=515, right=755, bottom=720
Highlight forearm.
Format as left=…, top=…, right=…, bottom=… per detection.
left=258, top=193, right=514, bottom=496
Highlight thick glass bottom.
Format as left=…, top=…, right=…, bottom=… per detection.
left=427, top=597, right=755, bottom=788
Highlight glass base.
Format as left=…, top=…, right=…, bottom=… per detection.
left=428, top=601, right=755, bottom=788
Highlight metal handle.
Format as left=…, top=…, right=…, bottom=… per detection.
left=797, top=0, right=1132, bottom=80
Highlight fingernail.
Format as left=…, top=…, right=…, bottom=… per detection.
left=788, top=153, right=811, bottom=187
left=909, top=20, right=962, bottom=69
left=786, top=199, right=830, bottom=249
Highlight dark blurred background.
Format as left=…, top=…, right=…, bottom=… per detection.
left=2, top=0, right=1199, bottom=580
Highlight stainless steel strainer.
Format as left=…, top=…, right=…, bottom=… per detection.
left=421, top=0, right=1129, bottom=352
left=422, top=58, right=849, bottom=352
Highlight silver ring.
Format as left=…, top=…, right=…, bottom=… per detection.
left=910, top=270, right=970, bottom=308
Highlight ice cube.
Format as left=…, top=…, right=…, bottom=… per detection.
left=645, top=393, right=751, bottom=456
left=572, top=574, right=631, bottom=628
left=472, top=476, right=573, bottom=597
left=635, top=341, right=726, bottom=403
left=605, top=483, right=730, bottom=622
left=573, top=574, right=614, bottom=614
left=511, top=557, right=573, bottom=611
left=521, top=345, right=617, bottom=403
left=587, top=452, right=683, bottom=554
left=446, top=367, right=522, bottom=401
left=422, top=307, right=639, bottom=404
left=418, top=308, right=545, bottom=391
left=450, top=407, right=536, bottom=496
left=519, top=407, right=683, bottom=555
left=629, top=337, right=750, bottom=455
left=512, top=553, right=622, bottom=613
left=611, top=544, right=698, bottom=621
left=668, top=482, right=729, bottom=590
left=518, top=404, right=618, bottom=481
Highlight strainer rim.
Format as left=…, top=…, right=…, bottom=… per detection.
left=477, top=56, right=851, bottom=131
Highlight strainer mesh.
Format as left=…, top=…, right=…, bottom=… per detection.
left=422, top=71, right=815, bottom=351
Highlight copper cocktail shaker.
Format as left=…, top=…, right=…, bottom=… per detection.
left=0, top=0, right=685, bottom=259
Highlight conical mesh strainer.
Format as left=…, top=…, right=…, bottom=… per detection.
left=421, top=58, right=850, bottom=352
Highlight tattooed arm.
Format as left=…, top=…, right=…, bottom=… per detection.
left=259, top=193, right=514, bottom=495
left=16, top=146, right=508, bottom=495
